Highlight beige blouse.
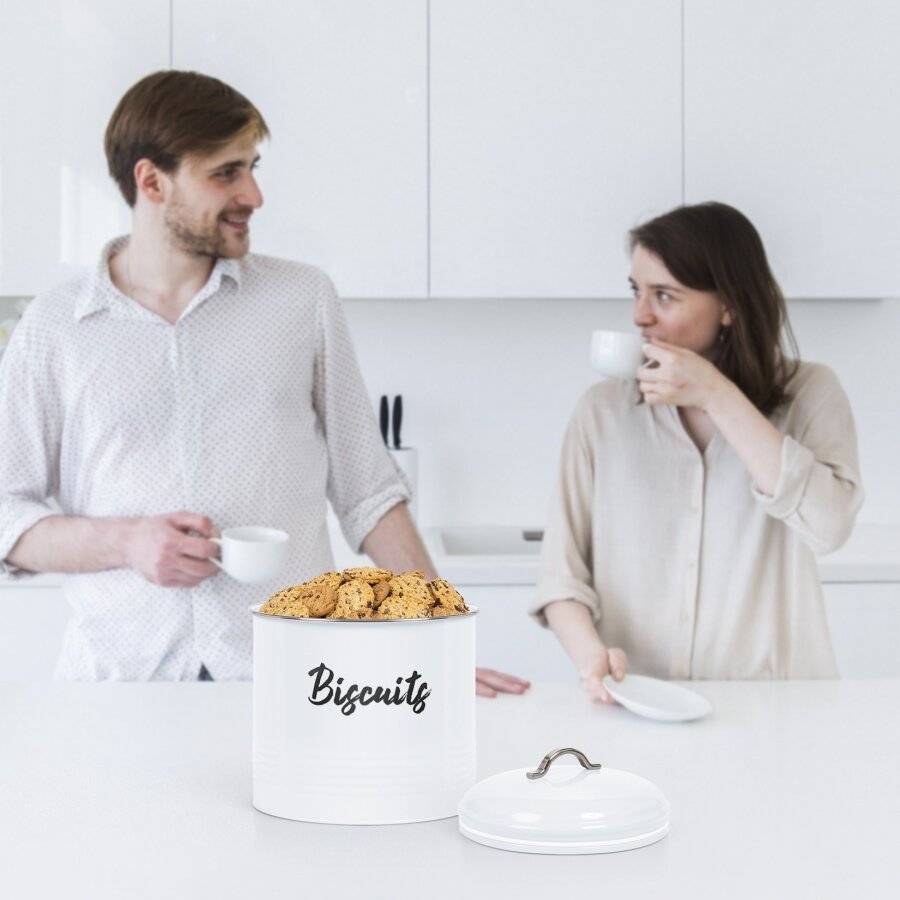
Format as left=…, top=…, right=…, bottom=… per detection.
left=531, top=362, right=864, bottom=679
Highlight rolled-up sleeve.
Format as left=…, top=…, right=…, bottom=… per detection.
left=531, top=397, right=602, bottom=628
left=0, top=318, right=61, bottom=579
left=751, top=377, right=864, bottom=555
left=312, top=273, right=411, bottom=552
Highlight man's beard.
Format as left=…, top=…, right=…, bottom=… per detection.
left=163, top=199, right=247, bottom=259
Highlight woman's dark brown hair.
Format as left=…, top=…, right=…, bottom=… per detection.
left=104, top=70, right=270, bottom=207
left=629, top=201, right=799, bottom=416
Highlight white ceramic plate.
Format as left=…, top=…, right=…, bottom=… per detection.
left=602, top=674, right=712, bottom=722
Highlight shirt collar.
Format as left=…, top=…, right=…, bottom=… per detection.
left=74, top=235, right=243, bottom=322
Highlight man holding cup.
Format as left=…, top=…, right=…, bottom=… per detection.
left=0, top=70, right=528, bottom=697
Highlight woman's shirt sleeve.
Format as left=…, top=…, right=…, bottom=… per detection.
left=751, top=366, right=864, bottom=554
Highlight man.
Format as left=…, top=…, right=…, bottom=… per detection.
left=0, top=70, right=528, bottom=696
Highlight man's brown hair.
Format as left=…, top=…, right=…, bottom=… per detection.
left=629, top=202, right=800, bottom=416
left=104, top=70, right=270, bottom=207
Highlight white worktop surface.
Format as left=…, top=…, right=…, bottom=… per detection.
left=2, top=680, right=898, bottom=899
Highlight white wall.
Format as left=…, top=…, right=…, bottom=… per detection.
left=346, top=296, right=900, bottom=528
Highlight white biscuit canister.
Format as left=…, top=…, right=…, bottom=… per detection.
left=252, top=604, right=477, bottom=824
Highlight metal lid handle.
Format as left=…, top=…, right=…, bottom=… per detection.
left=526, top=747, right=603, bottom=780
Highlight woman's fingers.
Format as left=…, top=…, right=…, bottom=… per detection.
left=582, top=674, right=614, bottom=704
left=607, top=647, right=628, bottom=681
left=641, top=342, right=673, bottom=365
left=640, top=388, right=665, bottom=405
left=637, top=363, right=665, bottom=382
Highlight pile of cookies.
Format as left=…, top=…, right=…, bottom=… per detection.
left=259, top=567, right=469, bottom=621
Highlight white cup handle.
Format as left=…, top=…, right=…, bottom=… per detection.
left=209, top=537, right=224, bottom=571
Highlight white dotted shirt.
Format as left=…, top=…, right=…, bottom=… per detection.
left=0, top=236, right=410, bottom=681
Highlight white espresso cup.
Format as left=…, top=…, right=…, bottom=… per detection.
left=210, top=526, right=289, bottom=583
left=590, top=329, right=647, bottom=379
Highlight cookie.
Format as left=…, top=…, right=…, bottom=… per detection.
left=377, top=594, right=432, bottom=620
left=303, top=583, right=337, bottom=618
left=341, top=567, right=392, bottom=585
left=427, top=578, right=468, bottom=614
left=304, top=571, right=343, bottom=593
left=387, top=573, right=432, bottom=607
left=330, top=579, right=376, bottom=619
left=372, top=580, right=391, bottom=608
left=261, top=586, right=312, bottom=619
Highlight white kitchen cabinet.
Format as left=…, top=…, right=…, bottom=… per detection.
left=173, top=0, right=428, bottom=299
left=429, top=0, right=682, bottom=298
left=684, top=1, right=900, bottom=298
left=0, top=582, right=67, bottom=681
left=0, top=1, right=169, bottom=296
left=823, top=582, right=900, bottom=678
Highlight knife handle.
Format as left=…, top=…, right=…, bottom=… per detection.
left=379, top=395, right=389, bottom=445
left=391, top=395, right=403, bottom=449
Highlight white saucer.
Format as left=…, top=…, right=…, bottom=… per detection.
left=602, top=674, right=712, bottom=722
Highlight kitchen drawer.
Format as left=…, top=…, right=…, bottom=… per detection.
left=0, top=584, right=68, bottom=681
left=823, top=582, right=900, bottom=678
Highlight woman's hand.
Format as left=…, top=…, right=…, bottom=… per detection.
left=638, top=338, right=728, bottom=410
left=640, top=337, right=786, bottom=493
left=579, top=648, right=628, bottom=704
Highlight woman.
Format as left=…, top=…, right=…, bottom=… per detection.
left=532, top=202, right=863, bottom=702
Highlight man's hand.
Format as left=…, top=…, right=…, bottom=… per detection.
left=476, top=667, right=531, bottom=698
left=579, top=647, right=628, bottom=704
left=122, top=511, right=220, bottom=587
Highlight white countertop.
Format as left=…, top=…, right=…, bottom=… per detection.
left=2, top=680, right=898, bottom=899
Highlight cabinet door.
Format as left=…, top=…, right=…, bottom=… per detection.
left=173, top=1, right=428, bottom=298
left=823, top=582, right=900, bottom=678
left=684, top=1, right=900, bottom=298
left=430, top=0, right=682, bottom=298
left=0, top=1, right=169, bottom=296
left=0, top=584, right=69, bottom=680
left=464, top=585, right=576, bottom=681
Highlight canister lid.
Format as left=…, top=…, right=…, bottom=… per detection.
left=457, top=747, right=669, bottom=854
